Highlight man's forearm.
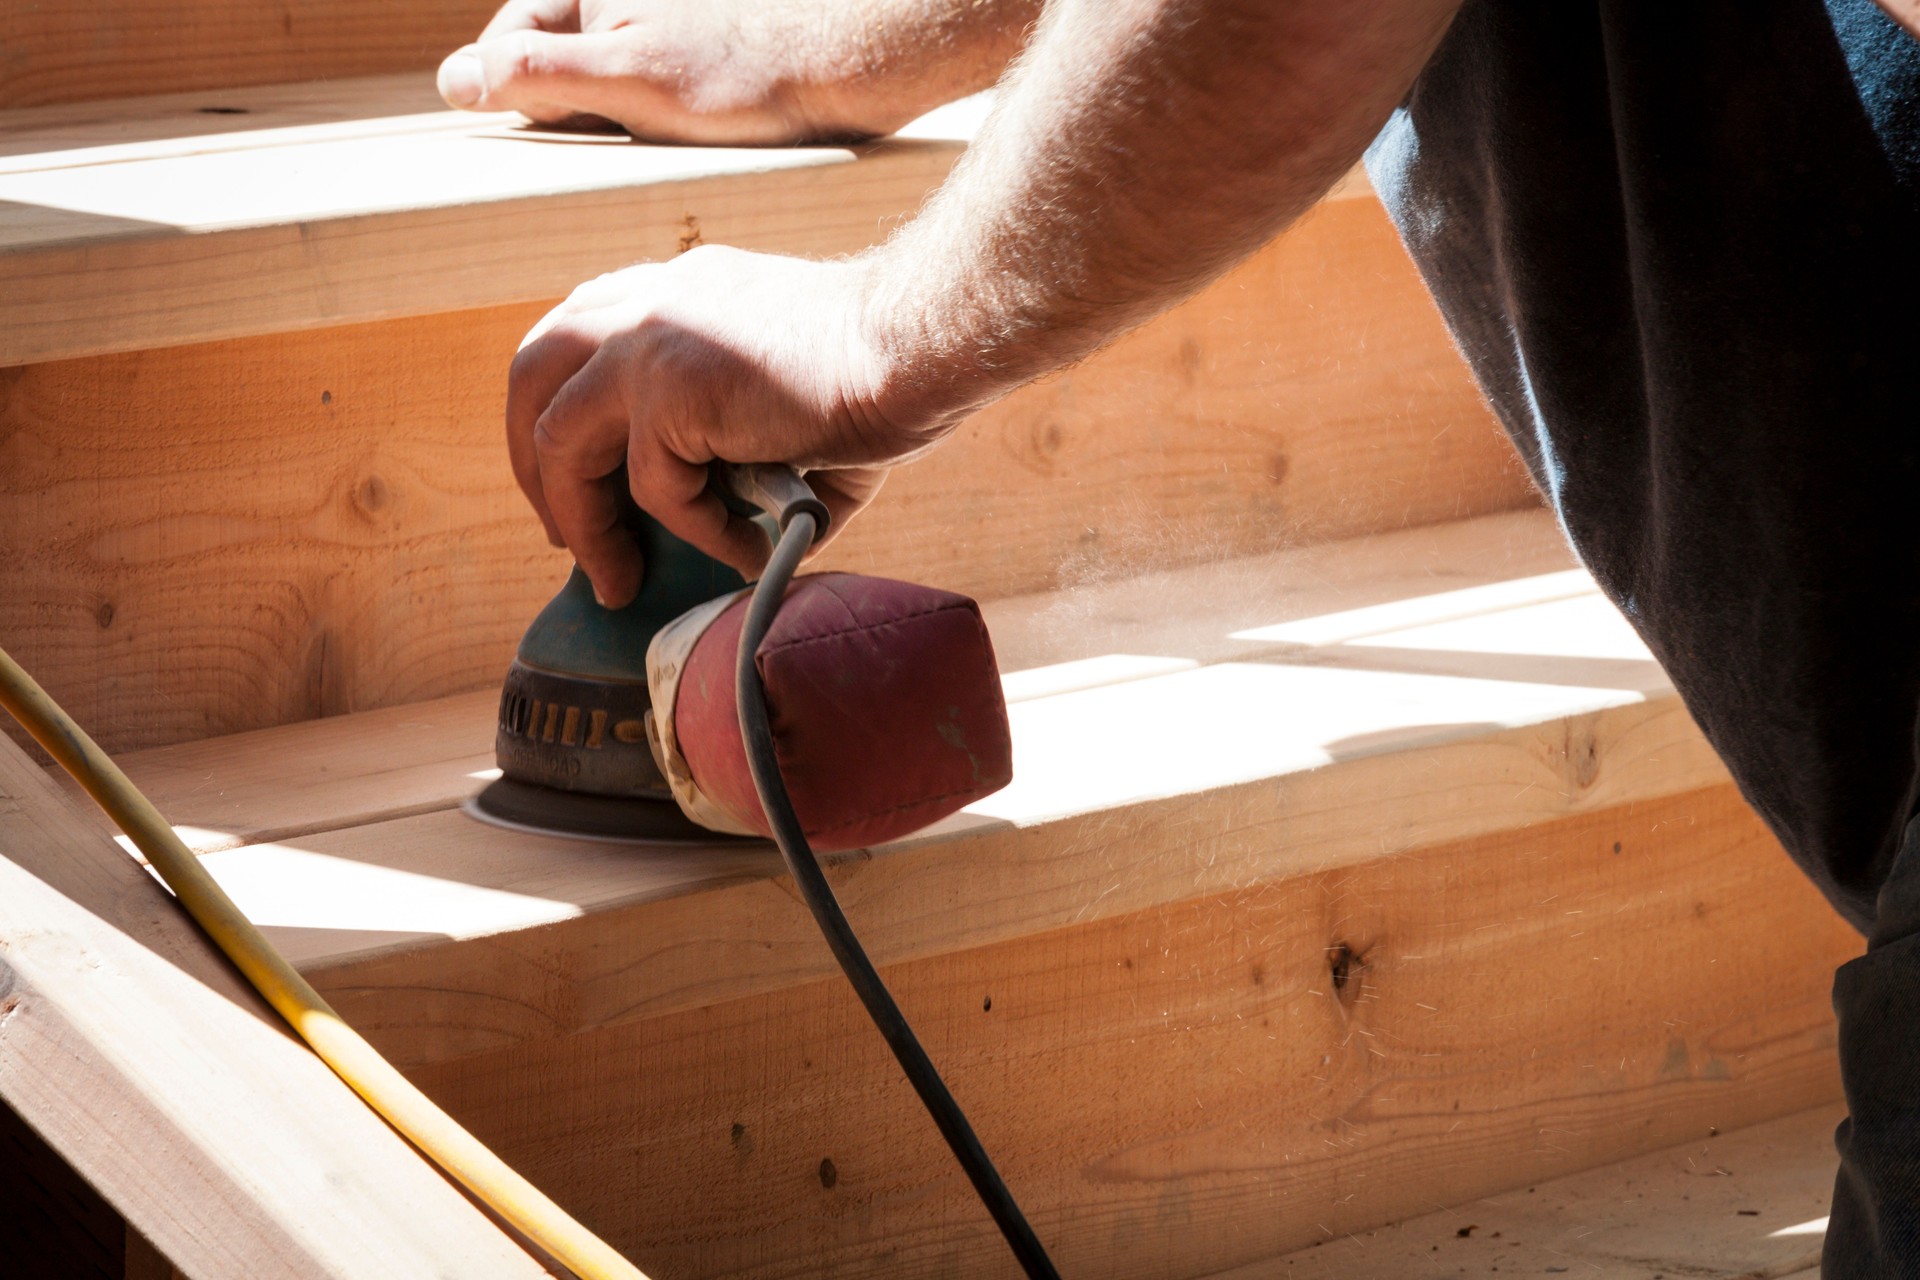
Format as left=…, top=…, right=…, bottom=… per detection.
left=865, top=0, right=1461, bottom=423
left=761, top=0, right=1042, bottom=137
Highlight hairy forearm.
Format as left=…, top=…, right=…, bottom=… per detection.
left=752, top=0, right=1043, bottom=136
left=865, top=0, right=1460, bottom=423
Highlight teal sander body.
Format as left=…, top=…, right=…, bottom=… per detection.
left=467, top=462, right=1018, bottom=854
left=469, top=510, right=750, bottom=843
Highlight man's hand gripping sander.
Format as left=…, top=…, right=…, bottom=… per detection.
left=466, top=464, right=1061, bottom=1279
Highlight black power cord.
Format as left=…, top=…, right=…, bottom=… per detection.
left=734, top=509, right=1062, bottom=1280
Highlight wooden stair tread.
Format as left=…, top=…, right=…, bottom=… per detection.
left=1251, top=1103, right=1840, bottom=1278
left=29, top=513, right=1857, bottom=1278
left=62, top=509, right=1730, bottom=988
left=0, top=73, right=1373, bottom=367
left=0, top=75, right=977, bottom=364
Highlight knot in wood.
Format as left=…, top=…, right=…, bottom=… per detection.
left=1327, top=941, right=1362, bottom=1002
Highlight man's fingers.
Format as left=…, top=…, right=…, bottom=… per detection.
left=438, top=29, right=651, bottom=124
left=628, top=434, right=774, bottom=582
left=803, top=468, right=889, bottom=557
left=507, top=320, right=607, bottom=545
left=532, top=355, right=646, bottom=607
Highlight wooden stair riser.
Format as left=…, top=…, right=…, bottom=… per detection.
left=0, top=201, right=1528, bottom=756
left=356, top=786, right=1854, bottom=1280
left=0, top=2, right=496, bottom=109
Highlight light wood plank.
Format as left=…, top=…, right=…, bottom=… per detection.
left=0, top=77, right=992, bottom=364
left=0, top=74, right=499, bottom=172
left=0, top=76, right=989, bottom=176
left=255, top=691, right=1731, bottom=1050
left=2, top=206, right=1530, bottom=754
left=0, top=116, right=909, bottom=246
left=126, top=514, right=1732, bottom=1056
left=0, top=71, right=1360, bottom=365
left=39, top=511, right=1720, bottom=1022
left=0, top=133, right=965, bottom=365
left=0, top=1, right=496, bottom=110
left=91, top=510, right=1578, bottom=853
left=0, top=728, right=554, bottom=1277
left=1250, top=1104, right=1841, bottom=1278
left=384, top=788, right=1857, bottom=1278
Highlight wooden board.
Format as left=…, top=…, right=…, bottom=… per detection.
left=0, top=75, right=994, bottom=174
left=0, top=1, right=496, bottom=109
left=0, top=728, right=555, bottom=1277
left=1, top=210, right=1531, bottom=755
left=17, top=512, right=1858, bottom=1276
left=0, top=75, right=505, bottom=171
left=0, top=75, right=982, bottom=365
left=88, top=510, right=1581, bottom=854
left=383, top=787, right=1858, bottom=1278
left=70, top=514, right=1723, bottom=1059
left=1253, top=1103, right=1841, bottom=1278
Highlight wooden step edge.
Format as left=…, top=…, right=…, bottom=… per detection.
left=1247, top=1102, right=1841, bottom=1279
left=0, top=73, right=980, bottom=365
left=0, top=73, right=1370, bottom=366
left=280, top=696, right=1731, bottom=1069
left=35, top=508, right=1766, bottom=1068
left=67, top=508, right=1595, bottom=854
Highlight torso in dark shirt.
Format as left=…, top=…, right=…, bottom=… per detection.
left=1365, top=0, right=1920, bottom=928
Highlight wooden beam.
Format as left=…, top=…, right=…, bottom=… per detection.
left=90, top=510, right=1579, bottom=854
left=0, top=3, right=495, bottom=110
left=386, top=788, right=1856, bottom=1278
left=0, top=76, right=977, bottom=365
left=14, top=511, right=1855, bottom=1276
left=0, top=729, right=557, bottom=1278
left=1, top=208, right=1530, bottom=755
left=46, top=513, right=1723, bottom=1060
left=0, top=75, right=508, bottom=171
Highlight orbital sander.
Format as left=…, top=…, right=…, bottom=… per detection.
left=466, top=464, right=1058, bottom=1278
left=468, top=463, right=1013, bottom=850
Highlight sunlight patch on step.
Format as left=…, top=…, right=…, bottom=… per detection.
left=196, top=843, right=584, bottom=939
left=1230, top=569, right=1595, bottom=646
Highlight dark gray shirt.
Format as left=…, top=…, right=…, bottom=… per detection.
left=1366, top=0, right=1920, bottom=929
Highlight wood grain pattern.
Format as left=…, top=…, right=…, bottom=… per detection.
left=0, top=75, right=500, bottom=170
left=1257, top=1103, right=1840, bottom=1278
left=0, top=728, right=555, bottom=1278
left=0, top=132, right=966, bottom=365
left=1, top=211, right=1531, bottom=755
left=0, top=2, right=495, bottom=109
left=375, top=788, right=1857, bottom=1279
left=89, top=510, right=1576, bottom=853
left=282, top=690, right=1730, bottom=1062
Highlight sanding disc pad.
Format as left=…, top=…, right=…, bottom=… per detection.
left=464, top=778, right=762, bottom=847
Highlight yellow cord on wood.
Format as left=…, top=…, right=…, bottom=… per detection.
left=0, top=644, right=645, bottom=1280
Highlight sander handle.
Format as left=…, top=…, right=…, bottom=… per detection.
left=713, top=462, right=830, bottom=543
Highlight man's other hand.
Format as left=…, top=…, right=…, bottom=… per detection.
left=508, top=247, right=940, bottom=605
left=437, top=0, right=1037, bottom=144
left=437, top=0, right=831, bottom=143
